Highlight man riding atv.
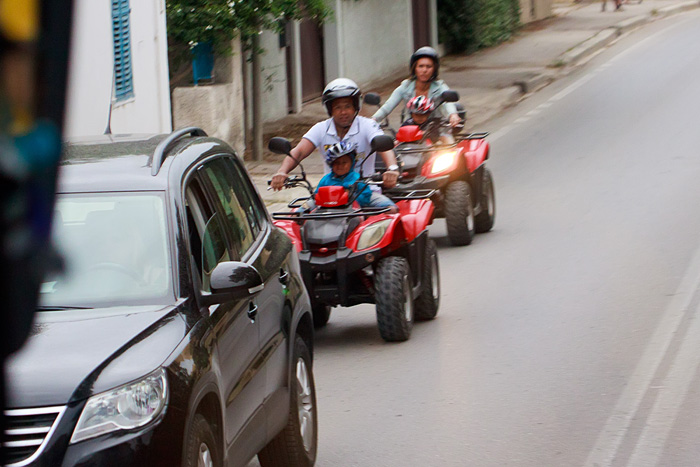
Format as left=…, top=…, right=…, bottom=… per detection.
left=269, top=135, right=440, bottom=342
left=270, top=78, right=400, bottom=201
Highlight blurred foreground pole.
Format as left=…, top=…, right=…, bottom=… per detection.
left=0, top=0, right=73, bottom=457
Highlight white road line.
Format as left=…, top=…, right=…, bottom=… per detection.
left=626, top=300, right=700, bottom=466
left=551, top=74, right=595, bottom=101
left=583, top=245, right=700, bottom=467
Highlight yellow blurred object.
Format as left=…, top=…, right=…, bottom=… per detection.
left=0, top=0, right=39, bottom=42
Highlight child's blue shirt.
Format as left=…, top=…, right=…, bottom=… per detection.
left=315, top=171, right=372, bottom=206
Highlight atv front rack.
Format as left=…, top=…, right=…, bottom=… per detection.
left=395, top=142, right=458, bottom=154
left=455, top=131, right=489, bottom=141
left=272, top=206, right=392, bottom=222
left=386, top=188, right=437, bottom=200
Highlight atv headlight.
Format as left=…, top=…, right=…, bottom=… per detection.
left=357, top=219, right=393, bottom=250
left=430, top=150, right=458, bottom=175
left=71, top=368, right=168, bottom=444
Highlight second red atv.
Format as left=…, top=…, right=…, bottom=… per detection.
left=268, top=135, right=440, bottom=342
left=365, top=90, right=496, bottom=246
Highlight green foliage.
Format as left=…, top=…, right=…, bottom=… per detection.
left=438, top=0, right=521, bottom=53
left=166, top=0, right=332, bottom=54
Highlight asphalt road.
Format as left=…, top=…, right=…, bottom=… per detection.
left=255, top=11, right=700, bottom=467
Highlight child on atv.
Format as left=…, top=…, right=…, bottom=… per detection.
left=311, top=141, right=397, bottom=213
left=402, top=96, right=455, bottom=145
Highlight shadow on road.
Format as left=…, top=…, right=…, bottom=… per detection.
left=313, top=319, right=384, bottom=349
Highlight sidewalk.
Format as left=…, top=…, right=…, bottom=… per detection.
left=249, top=0, right=699, bottom=212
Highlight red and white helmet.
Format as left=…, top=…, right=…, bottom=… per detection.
left=406, top=95, right=436, bottom=115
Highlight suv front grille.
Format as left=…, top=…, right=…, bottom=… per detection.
left=3, top=406, right=65, bottom=466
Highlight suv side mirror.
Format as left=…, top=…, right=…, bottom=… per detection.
left=363, top=92, right=382, bottom=106
left=268, top=137, right=292, bottom=155
left=441, top=90, right=460, bottom=103
left=211, top=261, right=264, bottom=298
left=370, top=135, right=395, bottom=153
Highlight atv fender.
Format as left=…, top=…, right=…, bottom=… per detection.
left=397, top=199, right=435, bottom=242
left=273, top=220, right=303, bottom=252
left=458, top=138, right=490, bottom=173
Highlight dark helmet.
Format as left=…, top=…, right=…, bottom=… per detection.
left=321, top=78, right=361, bottom=116
left=410, top=46, right=440, bottom=80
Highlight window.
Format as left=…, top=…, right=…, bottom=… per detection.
left=185, top=179, right=231, bottom=293
left=42, top=193, right=172, bottom=307
left=111, top=0, right=133, bottom=101
left=199, top=158, right=264, bottom=259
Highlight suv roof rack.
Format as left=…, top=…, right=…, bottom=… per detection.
left=150, top=127, right=208, bottom=176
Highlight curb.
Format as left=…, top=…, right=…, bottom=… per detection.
left=657, top=0, right=700, bottom=15
left=614, top=15, right=650, bottom=34
left=558, top=28, right=618, bottom=66
left=515, top=71, right=555, bottom=94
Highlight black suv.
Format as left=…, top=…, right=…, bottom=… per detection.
left=3, top=128, right=317, bottom=467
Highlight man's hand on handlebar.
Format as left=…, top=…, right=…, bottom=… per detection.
left=270, top=172, right=289, bottom=191
left=449, top=113, right=461, bottom=127
left=382, top=170, right=399, bottom=189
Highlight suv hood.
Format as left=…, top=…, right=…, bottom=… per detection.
left=5, top=305, right=186, bottom=408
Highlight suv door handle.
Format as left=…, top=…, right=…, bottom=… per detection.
left=247, top=302, right=258, bottom=321
left=279, top=268, right=289, bottom=285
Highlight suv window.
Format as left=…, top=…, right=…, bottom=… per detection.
left=199, top=157, right=264, bottom=258
left=185, top=178, right=231, bottom=292
left=41, top=192, right=173, bottom=307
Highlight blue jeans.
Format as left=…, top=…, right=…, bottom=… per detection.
left=365, top=192, right=396, bottom=208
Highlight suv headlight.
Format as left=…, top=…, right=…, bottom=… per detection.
left=71, top=368, right=168, bottom=444
left=357, top=219, right=393, bottom=250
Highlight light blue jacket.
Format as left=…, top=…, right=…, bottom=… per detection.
left=371, top=79, right=459, bottom=122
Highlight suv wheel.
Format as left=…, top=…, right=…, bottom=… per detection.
left=258, top=336, right=317, bottom=467
left=184, top=414, right=220, bottom=467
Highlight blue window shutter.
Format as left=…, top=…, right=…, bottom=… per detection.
left=111, top=0, right=133, bottom=101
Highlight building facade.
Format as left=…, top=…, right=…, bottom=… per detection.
left=64, top=0, right=172, bottom=138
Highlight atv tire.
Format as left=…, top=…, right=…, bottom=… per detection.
left=375, top=256, right=414, bottom=342
left=445, top=180, right=476, bottom=246
left=414, top=239, right=440, bottom=320
left=475, top=168, right=496, bottom=233
left=312, top=303, right=331, bottom=329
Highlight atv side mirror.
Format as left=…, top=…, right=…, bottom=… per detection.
left=268, top=137, right=292, bottom=155
left=364, top=92, right=382, bottom=106
left=441, top=90, right=460, bottom=103
left=370, top=135, right=395, bottom=153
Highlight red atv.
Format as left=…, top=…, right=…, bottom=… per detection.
left=268, top=135, right=440, bottom=342
left=365, top=90, right=496, bottom=246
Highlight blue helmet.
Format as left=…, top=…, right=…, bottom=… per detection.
left=324, top=140, right=357, bottom=166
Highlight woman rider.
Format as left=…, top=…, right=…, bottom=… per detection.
left=371, top=46, right=461, bottom=127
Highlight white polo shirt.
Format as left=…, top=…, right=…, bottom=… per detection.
left=302, top=115, right=384, bottom=175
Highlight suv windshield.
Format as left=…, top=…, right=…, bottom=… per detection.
left=40, top=192, right=173, bottom=308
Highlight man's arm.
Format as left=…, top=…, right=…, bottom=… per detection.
left=270, top=138, right=316, bottom=190
left=379, top=149, right=399, bottom=189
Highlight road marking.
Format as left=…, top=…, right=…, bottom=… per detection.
left=626, top=299, right=700, bottom=466
left=583, top=244, right=700, bottom=467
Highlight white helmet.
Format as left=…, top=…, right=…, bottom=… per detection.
left=322, top=78, right=361, bottom=116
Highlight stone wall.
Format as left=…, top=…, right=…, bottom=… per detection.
left=171, top=38, right=246, bottom=155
